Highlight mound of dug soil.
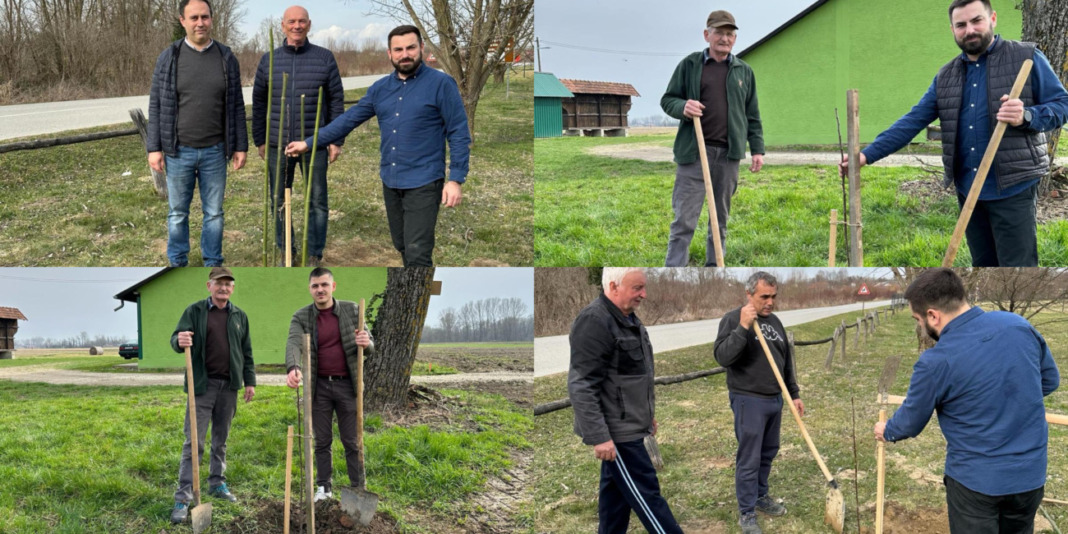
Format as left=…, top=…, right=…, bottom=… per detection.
left=224, top=499, right=398, bottom=534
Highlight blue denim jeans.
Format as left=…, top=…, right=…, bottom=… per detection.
left=267, top=146, right=329, bottom=258
left=166, top=143, right=227, bottom=266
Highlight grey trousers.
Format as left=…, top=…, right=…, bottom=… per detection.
left=175, top=378, right=238, bottom=503
left=313, top=376, right=363, bottom=491
left=665, top=147, right=739, bottom=267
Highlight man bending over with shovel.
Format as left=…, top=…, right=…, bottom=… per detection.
left=568, top=268, right=684, bottom=534
left=170, top=267, right=257, bottom=524
left=285, top=267, right=373, bottom=502
left=875, top=268, right=1059, bottom=533
left=661, top=9, right=765, bottom=267
left=714, top=271, right=802, bottom=534
left=840, top=0, right=1068, bottom=267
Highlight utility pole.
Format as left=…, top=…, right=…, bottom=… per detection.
left=536, top=37, right=542, bottom=72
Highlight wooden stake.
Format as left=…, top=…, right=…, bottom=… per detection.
left=942, top=60, right=1033, bottom=267
left=284, top=188, right=292, bottom=267
left=847, top=89, right=864, bottom=266
left=692, top=118, right=725, bottom=267
left=876, top=409, right=886, bottom=534
left=284, top=425, right=293, bottom=534
left=829, top=209, right=838, bottom=267
left=302, top=334, right=315, bottom=534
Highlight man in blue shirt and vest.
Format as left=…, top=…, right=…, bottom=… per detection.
left=285, top=25, right=471, bottom=267
left=875, top=268, right=1059, bottom=533
left=840, top=0, right=1068, bottom=267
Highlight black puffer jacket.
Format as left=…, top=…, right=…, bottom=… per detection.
left=251, top=39, right=346, bottom=148
left=568, top=294, right=656, bottom=446
left=147, top=39, right=248, bottom=158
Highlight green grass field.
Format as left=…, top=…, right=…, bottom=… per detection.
left=0, top=373, right=531, bottom=532
left=0, top=73, right=533, bottom=267
left=533, top=307, right=1068, bottom=533
left=533, top=133, right=1068, bottom=266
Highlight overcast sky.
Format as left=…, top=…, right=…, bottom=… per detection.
left=238, top=0, right=395, bottom=49
left=535, top=0, right=815, bottom=119
left=0, top=268, right=533, bottom=340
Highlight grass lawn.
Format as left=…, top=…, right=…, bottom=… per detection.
left=0, top=374, right=532, bottom=533
left=533, top=133, right=1068, bottom=266
left=0, top=73, right=533, bottom=267
left=533, top=307, right=1068, bottom=533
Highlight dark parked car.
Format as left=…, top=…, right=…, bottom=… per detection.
left=119, top=342, right=139, bottom=360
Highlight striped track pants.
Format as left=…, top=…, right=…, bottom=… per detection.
left=598, top=438, right=683, bottom=534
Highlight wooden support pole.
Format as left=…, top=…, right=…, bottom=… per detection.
left=828, top=209, right=837, bottom=267
left=285, top=189, right=292, bottom=267
left=847, top=90, right=864, bottom=266
left=841, top=320, right=848, bottom=361
left=302, top=334, right=315, bottom=534
left=284, top=425, right=293, bottom=534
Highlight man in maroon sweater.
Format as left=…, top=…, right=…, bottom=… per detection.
left=285, top=267, right=373, bottom=501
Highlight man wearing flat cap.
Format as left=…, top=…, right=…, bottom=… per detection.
left=169, top=267, right=256, bottom=523
left=661, top=9, right=765, bottom=267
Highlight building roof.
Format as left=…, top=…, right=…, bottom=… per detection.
left=114, top=267, right=174, bottom=303
left=559, top=79, right=641, bottom=97
left=737, top=0, right=829, bottom=58
left=0, top=307, right=27, bottom=321
left=534, top=72, right=574, bottom=98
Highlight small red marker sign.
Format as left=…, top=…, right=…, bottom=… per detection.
left=857, top=283, right=871, bottom=296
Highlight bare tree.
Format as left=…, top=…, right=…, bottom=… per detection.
left=1020, top=0, right=1068, bottom=194
left=974, top=268, right=1068, bottom=324
left=437, top=307, right=458, bottom=342
left=366, top=0, right=533, bottom=135
left=365, top=267, right=435, bottom=413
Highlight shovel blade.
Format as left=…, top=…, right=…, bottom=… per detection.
left=643, top=435, right=664, bottom=470
left=825, top=487, right=844, bottom=534
left=340, top=487, right=379, bottom=526
left=190, top=502, right=213, bottom=534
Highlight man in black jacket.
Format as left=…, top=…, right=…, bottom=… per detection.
left=568, top=268, right=683, bottom=534
left=714, top=271, right=802, bottom=534
left=252, top=5, right=346, bottom=265
left=147, top=0, right=248, bottom=267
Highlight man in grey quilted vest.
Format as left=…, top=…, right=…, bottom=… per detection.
left=252, top=5, right=346, bottom=266
left=840, top=0, right=1068, bottom=266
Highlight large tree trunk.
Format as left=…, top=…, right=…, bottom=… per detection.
left=365, top=267, right=436, bottom=413
left=1020, top=0, right=1068, bottom=195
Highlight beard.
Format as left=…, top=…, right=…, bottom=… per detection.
left=924, top=320, right=940, bottom=342
left=392, top=54, right=422, bottom=75
left=956, top=29, right=993, bottom=56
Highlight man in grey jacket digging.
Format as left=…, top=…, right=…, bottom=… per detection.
left=568, top=267, right=683, bottom=534
left=714, top=271, right=802, bottom=534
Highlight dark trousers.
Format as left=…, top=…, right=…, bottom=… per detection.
left=598, top=438, right=683, bottom=534
left=267, top=146, right=330, bottom=258
left=175, top=378, right=238, bottom=502
left=665, top=146, right=740, bottom=267
left=313, top=376, right=363, bottom=490
left=945, top=475, right=1043, bottom=534
left=730, top=392, right=782, bottom=514
left=382, top=179, right=444, bottom=267
left=956, top=184, right=1038, bottom=267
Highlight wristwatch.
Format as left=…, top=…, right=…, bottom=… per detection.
left=1022, top=108, right=1033, bottom=127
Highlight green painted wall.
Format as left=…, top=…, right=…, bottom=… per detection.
left=741, top=0, right=1022, bottom=145
left=137, top=268, right=387, bottom=368
left=535, top=97, right=564, bottom=137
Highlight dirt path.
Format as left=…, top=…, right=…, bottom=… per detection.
left=585, top=143, right=944, bottom=167
left=0, top=364, right=531, bottom=387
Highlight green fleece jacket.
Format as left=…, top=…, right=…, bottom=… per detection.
left=661, top=51, right=765, bottom=163
left=170, top=297, right=256, bottom=395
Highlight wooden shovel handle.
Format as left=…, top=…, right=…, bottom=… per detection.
left=754, top=320, right=836, bottom=484
left=876, top=409, right=886, bottom=534
left=183, top=346, right=201, bottom=506
left=943, top=59, right=1033, bottom=267
left=692, top=118, right=726, bottom=267
left=881, top=394, right=1068, bottom=426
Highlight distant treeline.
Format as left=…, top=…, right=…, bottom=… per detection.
left=420, top=297, right=534, bottom=343
left=17, top=332, right=131, bottom=348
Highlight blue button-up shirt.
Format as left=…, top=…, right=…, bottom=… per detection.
left=308, top=63, right=471, bottom=188
left=863, top=36, right=1068, bottom=200
left=883, top=306, right=1059, bottom=496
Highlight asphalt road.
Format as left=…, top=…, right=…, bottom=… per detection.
left=0, top=74, right=388, bottom=142
left=533, top=300, right=892, bottom=377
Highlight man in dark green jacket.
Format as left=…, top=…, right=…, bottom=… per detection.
left=661, top=10, right=765, bottom=267
left=285, top=267, right=373, bottom=502
left=169, top=267, right=256, bottom=524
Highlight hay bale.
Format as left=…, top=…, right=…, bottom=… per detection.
left=89, top=346, right=104, bottom=355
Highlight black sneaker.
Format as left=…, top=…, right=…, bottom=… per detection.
left=756, top=494, right=787, bottom=516
left=170, top=502, right=189, bottom=524
left=739, top=511, right=763, bottom=534
left=208, top=483, right=238, bottom=502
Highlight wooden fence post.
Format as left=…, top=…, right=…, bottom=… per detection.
left=129, top=108, right=168, bottom=199
left=841, top=320, right=848, bottom=361
left=824, top=327, right=839, bottom=370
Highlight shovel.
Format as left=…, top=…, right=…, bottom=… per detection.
left=644, top=435, right=664, bottom=470
left=183, top=346, right=213, bottom=533
left=942, top=59, right=1032, bottom=267
left=875, top=355, right=902, bottom=534
left=692, top=118, right=726, bottom=267
left=340, top=299, right=379, bottom=525
left=753, top=320, right=844, bottom=533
